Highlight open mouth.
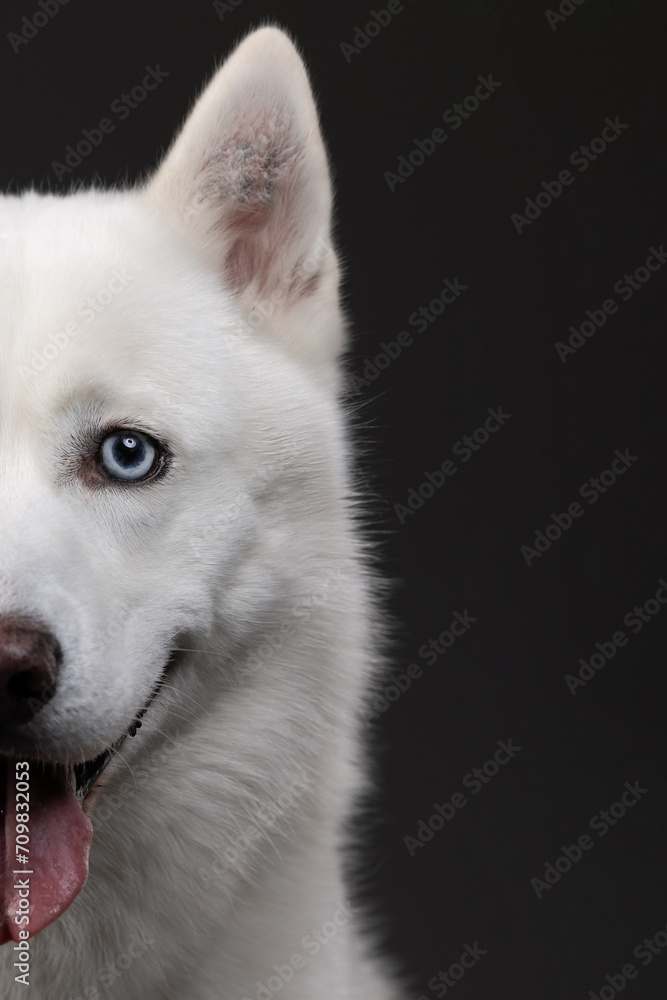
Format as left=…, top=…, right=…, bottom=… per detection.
left=74, top=740, right=127, bottom=802
left=0, top=656, right=174, bottom=947
left=73, top=672, right=164, bottom=801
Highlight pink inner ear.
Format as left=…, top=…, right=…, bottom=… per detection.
left=222, top=199, right=326, bottom=304
left=197, top=102, right=307, bottom=296
left=222, top=200, right=279, bottom=294
left=178, top=98, right=325, bottom=306
left=223, top=205, right=323, bottom=304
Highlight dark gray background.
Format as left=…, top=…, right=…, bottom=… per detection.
left=1, top=1, right=665, bottom=997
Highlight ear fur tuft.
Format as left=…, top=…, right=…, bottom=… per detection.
left=144, top=27, right=344, bottom=365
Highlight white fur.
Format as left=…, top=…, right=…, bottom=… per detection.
left=0, top=27, right=402, bottom=1000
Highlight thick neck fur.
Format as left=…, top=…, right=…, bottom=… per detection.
left=0, top=599, right=395, bottom=1000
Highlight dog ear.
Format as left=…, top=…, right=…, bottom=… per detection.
left=144, top=26, right=344, bottom=366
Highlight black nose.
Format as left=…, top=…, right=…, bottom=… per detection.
left=0, top=619, right=60, bottom=725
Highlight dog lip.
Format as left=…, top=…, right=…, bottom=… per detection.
left=75, top=700, right=153, bottom=802
left=76, top=649, right=178, bottom=802
left=74, top=735, right=127, bottom=802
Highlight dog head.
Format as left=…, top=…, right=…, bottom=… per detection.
left=0, top=26, right=347, bottom=941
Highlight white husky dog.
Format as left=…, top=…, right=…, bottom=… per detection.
left=0, top=25, right=400, bottom=1000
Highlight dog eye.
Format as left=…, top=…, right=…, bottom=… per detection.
left=98, top=430, right=161, bottom=482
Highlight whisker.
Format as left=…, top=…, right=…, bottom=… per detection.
left=112, top=749, right=137, bottom=782
left=159, top=683, right=213, bottom=716
left=169, top=646, right=219, bottom=654
left=164, top=709, right=201, bottom=727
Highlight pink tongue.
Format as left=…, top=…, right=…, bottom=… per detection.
left=1, top=760, right=93, bottom=944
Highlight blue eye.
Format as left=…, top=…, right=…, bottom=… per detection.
left=99, top=430, right=158, bottom=482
